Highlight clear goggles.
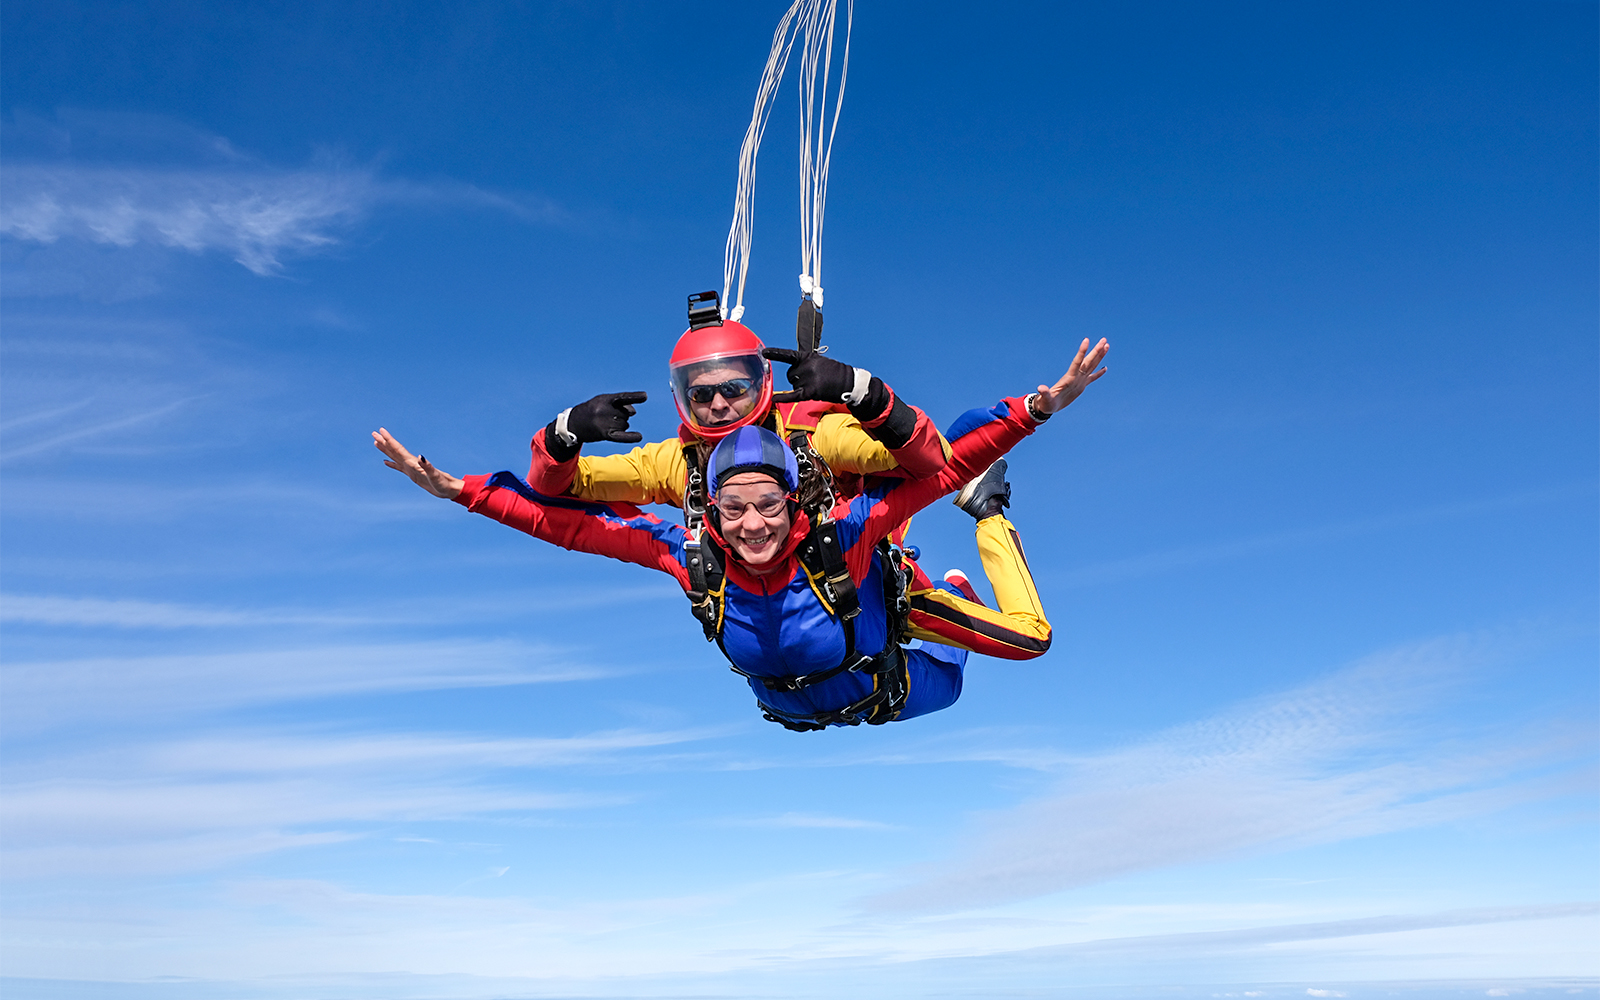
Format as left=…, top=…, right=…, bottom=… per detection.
left=669, top=351, right=770, bottom=434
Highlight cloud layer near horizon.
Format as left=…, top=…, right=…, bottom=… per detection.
left=863, top=634, right=1594, bottom=912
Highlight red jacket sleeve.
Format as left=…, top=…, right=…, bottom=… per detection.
left=840, top=397, right=1038, bottom=581
left=852, top=382, right=949, bottom=479
left=454, top=472, right=692, bottom=590
left=525, top=431, right=581, bottom=496
left=879, top=402, right=948, bottom=479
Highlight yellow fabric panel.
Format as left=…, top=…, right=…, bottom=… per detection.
left=808, top=411, right=899, bottom=474
left=569, top=439, right=691, bottom=507
left=974, top=514, right=1049, bottom=634
left=903, top=515, right=1051, bottom=652
left=811, top=409, right=955, bottom=475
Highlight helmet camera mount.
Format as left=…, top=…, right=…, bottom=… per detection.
left=687, top=290, right=723, bottom=331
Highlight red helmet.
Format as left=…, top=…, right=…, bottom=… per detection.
left=668, top=320, right=773, bottom=441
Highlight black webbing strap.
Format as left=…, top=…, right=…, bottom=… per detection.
left=789, top=430, right=859, bottom=621
left=878, top=540, right=912, bottom=647
left=684, top=534, right=725, bottom=642
left=682, top=443, right=725, bottom=642
left=755, top=645, right=909, bottom=731
left=682, top=443, right=709, bottom=529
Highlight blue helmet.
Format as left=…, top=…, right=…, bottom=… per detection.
left=708, top=425, right=800, bottom=496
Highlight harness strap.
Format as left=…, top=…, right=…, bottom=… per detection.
left=789, top=429, right=859, bottom=620
left=681, top=444, right=728, bottom=642
left=878, top=539, right=912, bottom=647
left=684, top=533, right=726, bottom=642
left=755, top=646, right=909, bottom=731
left=682, top=444, right=710, bottom=530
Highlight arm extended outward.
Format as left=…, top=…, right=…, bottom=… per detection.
left=373, top=427, right=692, bottom=589
left=837, top=338, right=1109, bottom=578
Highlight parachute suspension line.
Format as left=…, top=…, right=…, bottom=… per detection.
left=723, top=0, right=806, bottom=324
left=796, top=0, right=852, bottom=309
left=722, top=0, right=852, bottom=321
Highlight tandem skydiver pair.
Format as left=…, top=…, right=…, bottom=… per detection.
left=373, top=293, right=1109, bottom=730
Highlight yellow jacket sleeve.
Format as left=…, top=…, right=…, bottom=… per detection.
left=568, top=439, right=689, bottom=507
left=808, top=411, right=952, bottom=476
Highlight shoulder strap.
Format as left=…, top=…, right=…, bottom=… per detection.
left=787, top=429, right=835, bottom=516
left=682, top=443, right=710, bottom=530
left=684, top=530, right=726, bottom=642
left=681, top=443, right=727, bottom=641
left=788, top=429, right=859, bottom=621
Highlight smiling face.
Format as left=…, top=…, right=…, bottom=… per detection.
left=687, top=365, right=759, bottom=427
left=714, top=471, right=793, bottom=569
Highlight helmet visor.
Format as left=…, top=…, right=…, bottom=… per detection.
left=669, top=350, right=771, bottom=436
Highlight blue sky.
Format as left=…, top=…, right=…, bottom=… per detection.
left=0, top=1, right=1595, bottom=997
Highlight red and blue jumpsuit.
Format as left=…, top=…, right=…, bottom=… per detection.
left=453, top=398, right=1038, bottom=726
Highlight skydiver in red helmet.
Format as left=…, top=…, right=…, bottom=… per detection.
left=525, top=292, right=1105, bottom=661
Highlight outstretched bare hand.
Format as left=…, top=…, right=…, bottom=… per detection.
left=372, top=427, right=463, bottom=499
left=1035, top=338, right=1109, bottom=415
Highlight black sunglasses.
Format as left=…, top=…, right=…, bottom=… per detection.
left=686, top=378, right=755, bottom=405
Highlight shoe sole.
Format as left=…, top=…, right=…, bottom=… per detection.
left=952, top=459, right=1008, bottom=512
left=942, top=569, right=986, bottom=607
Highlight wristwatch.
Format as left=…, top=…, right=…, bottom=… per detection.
left=1025, top=393, right=1053, bottom=423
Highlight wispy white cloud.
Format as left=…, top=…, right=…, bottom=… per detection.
left=1006, top=902, right=1600, bottom=957
left=0, top=585, right=676, bottom=631
left=0, top=396, right=201, bottom=460
left=1, top=161, right=568, bottom=277
left=0, top=315, right=249, bottom=463
left=0, top=640, right=610, bottom=733
left=0, top=398, right=95, bottom=431
left=121, top=726, right=728, bottom=776
left=5, top=875, right=1593, bottom=988
left=1, top=164, right=371, bottom=275
left=863, top=634, right=1597, bottom=912
left=0, top=782, right=608, bottom=878
left=0, top=593, right=373, bottom=628
left=0, top=475, right=460, bottom=521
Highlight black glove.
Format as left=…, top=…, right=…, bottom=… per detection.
left=567, top=391, right=647, bottom=444
left=544, top=391, right=647, bottom=461
left=762, top=348, right=859, bottom=406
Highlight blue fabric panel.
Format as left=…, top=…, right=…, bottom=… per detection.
left=897, top=642, right=968, bottom=720
left=832, top=477, right=902, bottom=554
left=710, top=426, right=799, bottom=492
left=729, top=558, right=894, bottom=718
left=943, top=400, right=1011, bottom=442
